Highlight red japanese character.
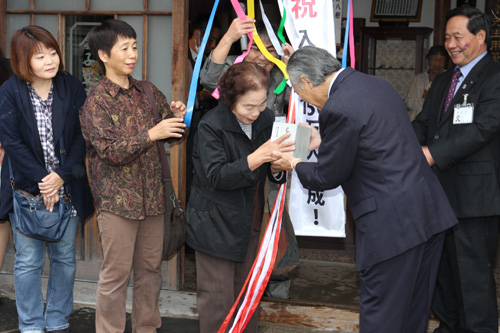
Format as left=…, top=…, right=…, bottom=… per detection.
left=291, top=0, right=318, bottom=19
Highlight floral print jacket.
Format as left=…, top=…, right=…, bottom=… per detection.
left=80, top=76, right=180, bottom=220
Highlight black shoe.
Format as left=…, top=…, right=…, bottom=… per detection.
left=49, top=329, right=69, bottom=333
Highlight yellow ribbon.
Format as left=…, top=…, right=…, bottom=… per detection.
left=247, top=0, right=289, bottom=82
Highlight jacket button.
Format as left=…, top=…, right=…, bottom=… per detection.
left=434, top=135, right=440, bottom=140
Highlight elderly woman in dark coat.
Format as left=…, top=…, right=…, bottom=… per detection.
left=186, top=61, right=293, bottom=333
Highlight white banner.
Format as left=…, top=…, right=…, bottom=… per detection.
left=333, top=0, right=343, bottom=49
left=280, top=0, right=346, bottom=237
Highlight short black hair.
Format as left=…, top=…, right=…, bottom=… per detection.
left=446, top=6, right=491, bottom=46
left=87, top=19, right=137, bottom=75
left=189, top=14, right=221, bottom=38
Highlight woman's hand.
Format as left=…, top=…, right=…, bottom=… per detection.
left=170, top=101, right=187, bottom=119
left=247, top=133, right=294, bottom=171
left=43, top=192, right=60, bottom=212
left=39, top=172, right=64, bottom=212
left=148, top=118, right=186, bottom=141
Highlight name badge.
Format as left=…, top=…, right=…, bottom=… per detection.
left=453, top=93, right=474, bottom=125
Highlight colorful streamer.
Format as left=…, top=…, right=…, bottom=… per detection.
left=184, top=0, right=220, bottom=127
left=341, top=0, right=355, bottom=69
left=212, top=0, right=254, bottom=99
left=259, top=0, right=284, bottom=56
left=218, top=183, right=286, bottom=333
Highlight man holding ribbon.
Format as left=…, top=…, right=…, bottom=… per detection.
left=413, top=7, right=500, bottom=332
left=200, top=18, right=292, bottom=117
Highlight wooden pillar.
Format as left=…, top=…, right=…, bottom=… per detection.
left=142, top=0, right=148, bottom=80
left=29, top=0, right=34, bottom=25
left=168, top=0, right=189, bottom=291
left=434, top=0, right=451, bottom=45
left=171, top=0, right=188, bottom=206
left=0, top=0, right=6, bottom=53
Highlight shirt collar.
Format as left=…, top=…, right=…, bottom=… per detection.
left=455, top=51, right=487, bottom=79
left=100, top=75, right=142, bottom=97
left=328, top=68, right=345, bottom=98
left=27, top=82, right=54, bottom=103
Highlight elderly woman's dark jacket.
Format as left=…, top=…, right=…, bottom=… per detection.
left=0, top=73, right=94, bottom=222
left=186, top=102, right=284, bottom=262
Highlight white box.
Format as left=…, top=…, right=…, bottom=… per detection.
left=270, top=122, right=311, bottom=161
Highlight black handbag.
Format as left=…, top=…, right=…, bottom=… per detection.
left=8, top=137, right=72, bottom=242
left=141, top=81, right=186, bottom=259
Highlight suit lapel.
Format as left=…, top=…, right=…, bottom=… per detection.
left=440, top=56, right=491, bottom=125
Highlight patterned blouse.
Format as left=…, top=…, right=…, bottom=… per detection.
left=80, top=76, right=179, bottom=220
left=28, top=83, right=76, bottom=216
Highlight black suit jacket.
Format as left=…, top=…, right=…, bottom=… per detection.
left=295, top=67, right=457, bottom=270
left=0, top=73, right=94, bottom=222
left=413, top=54, right=500, bottom=218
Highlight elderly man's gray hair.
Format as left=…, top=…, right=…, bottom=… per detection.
left=287, top=46, right=341, bottom=88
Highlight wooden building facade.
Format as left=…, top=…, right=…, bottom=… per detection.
left=0, top=0, right=189, bottom=291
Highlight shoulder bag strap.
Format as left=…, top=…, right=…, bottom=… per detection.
left=140, top=81, right=177, bottom=204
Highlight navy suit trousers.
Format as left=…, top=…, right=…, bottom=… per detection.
left=359, top=232, right=445, bottom=333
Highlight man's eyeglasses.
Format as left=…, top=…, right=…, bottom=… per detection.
left=250, top=44, right=278, bottom=57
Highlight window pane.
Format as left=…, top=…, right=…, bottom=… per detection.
left=33, top=15, right=58, bottom=43
left=147, top=16, right=172, bottom=99
left=65, top=15, right=113, bottom=94
left=6, top=15, right=30, bottom=57
left=36, top=0, right=85, bottom=11
left=91, top=0, right=142, bottom=11
left=7, top=0, right=29, bottom=10
left=149, top=0, right=172, bottom=11
left=120, top=16, right=143, bottom=81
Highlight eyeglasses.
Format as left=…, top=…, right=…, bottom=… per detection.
left=250, top=44, right=278, bottom=57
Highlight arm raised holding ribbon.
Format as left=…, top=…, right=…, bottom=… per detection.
left=211, top=17, right=255, bottom=65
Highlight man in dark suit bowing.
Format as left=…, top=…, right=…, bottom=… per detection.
left=271, top=46, right=457, bottom=332
left=413, top=7, right=500, bottom=332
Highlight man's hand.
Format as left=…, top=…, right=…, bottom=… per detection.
left=422, top=146, right=435, bottom=166
left=298, top=123, right=321, bottom=151
left=225, top=17, right=256, bottom=44
left=270, top=151, right=298, bottom=172
left=282, top=43, right=294, bottom=63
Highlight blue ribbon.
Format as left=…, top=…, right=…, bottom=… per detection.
left=341, top=0, right=351, bottom=68
left=184, top=0, right=220, bottom=127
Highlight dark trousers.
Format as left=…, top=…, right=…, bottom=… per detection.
left=432, top=216, right=499, bottom=333
left=359, top=232, right=445, bottom=333
left=195, top=230, right=260, bottom=333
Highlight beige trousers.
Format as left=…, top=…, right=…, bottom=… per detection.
left=95, top=211, right=164, bottom=333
